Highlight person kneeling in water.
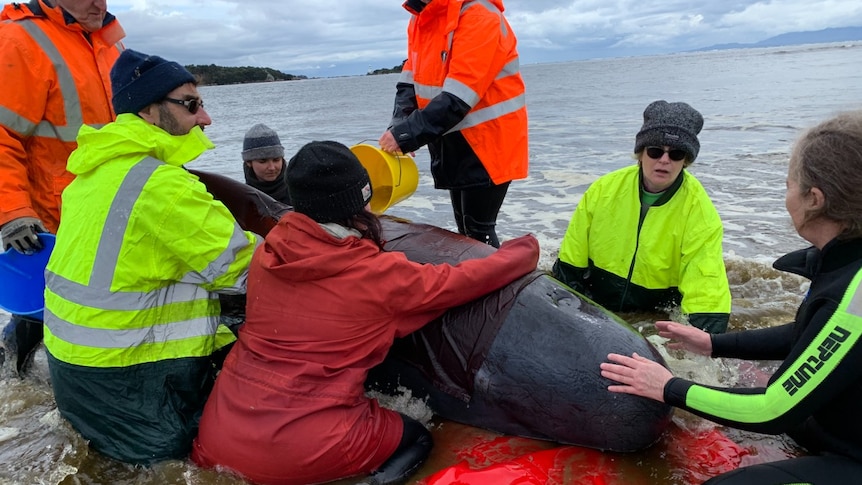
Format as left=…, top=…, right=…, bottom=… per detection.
left=191, top=140, right=539, bottom=485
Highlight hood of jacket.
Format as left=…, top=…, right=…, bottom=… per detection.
left=406, top=0, right=506, bottom=13
left=258, top=211, right=381, bottom=283
left=409, top=0, right=506, bottom=27
left=68, top=113, right=215, bottom=175
left=773, top=237, right=862, bottom=280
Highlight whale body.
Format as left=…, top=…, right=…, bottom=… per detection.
left=193, top=169, right=673, bottom=452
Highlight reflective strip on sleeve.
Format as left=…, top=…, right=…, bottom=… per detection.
left=398, top=69, right=414, bottom=85
left=462, top=0, right=508, bottom=37
left=43, top=306, right=216, bottom=349
left=446, top=93, right=525, bottom=134
left=44, top=157, right=241, bottom=349
left=10, top=20, right=84, bottom=142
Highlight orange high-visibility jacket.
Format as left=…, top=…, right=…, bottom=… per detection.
left=396, top=0, right=528, bottom=187
left=0, top=0, right=124, bottom=232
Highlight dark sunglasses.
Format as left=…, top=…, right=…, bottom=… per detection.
left=645, top=146, right=686, bottom=162
left=162, top=97, right=203, bottom=114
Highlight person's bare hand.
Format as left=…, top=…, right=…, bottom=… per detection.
left=378, top=130, right=403, bottom=155
left=600, top=352, right=672, bottom=402
left=656, top=320, right=712, bottom=355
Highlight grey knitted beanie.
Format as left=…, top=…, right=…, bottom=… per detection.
left=634, top=100, right=704, bottom=162
left=242, top=123, right=285, bottom=162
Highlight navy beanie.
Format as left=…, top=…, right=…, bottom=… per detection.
left=242, top=124, right=284, bottom=162
left=286, top=141, right=372, bottom=223
left=110, top=49, right=196, bottom=115
left=634, top=100, right=704, bottom=162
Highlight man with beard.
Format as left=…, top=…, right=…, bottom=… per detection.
left=42, top=49, right=259, bottom=465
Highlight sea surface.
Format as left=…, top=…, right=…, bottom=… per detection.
left=2, top=41, right=862, bottom=484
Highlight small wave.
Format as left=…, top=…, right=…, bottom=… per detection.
left=707, top=123, right=798, bottom=132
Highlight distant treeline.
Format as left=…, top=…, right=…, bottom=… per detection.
left=368, top=60, right=407, bottom=76
left=185, top=59, right=407, bottom=85
left=185, top=64, right=307, bottom=86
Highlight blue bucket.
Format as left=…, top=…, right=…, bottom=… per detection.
left=0, top=233, right=55, bottom=318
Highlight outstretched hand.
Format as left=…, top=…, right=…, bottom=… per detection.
left=656, top=320, right=713, bottom=356
left=600, top=352, right=673, bottom=402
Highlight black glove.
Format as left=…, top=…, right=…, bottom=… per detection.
left=1, top=217, right=49, bottom=254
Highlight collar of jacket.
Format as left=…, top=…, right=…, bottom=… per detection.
left=68, top=113, right=215, bottom=176
left=402, top=0, right=427, bottom=15
left=25, top=0, right=117, bottom=31
left=320, top=222, right=362, bottom=239
left=638, top=166, right=686, bottom=207
left=262, top=211, right=379, bottom=283
left=773, top=237, right=862, bottom=279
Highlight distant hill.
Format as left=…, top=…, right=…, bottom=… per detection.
left=692, top=26, right=862, bottom=52
left=186, top=64, right=307, bottom=86
left=367, top=60, right=407, bottom=76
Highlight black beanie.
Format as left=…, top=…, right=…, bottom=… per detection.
left=634, top=100, right=704, bottom=162
left=111, top=49, right=196, bottom=115
left=286, top=141, right=372, bottom=223
left=242, top=123, right=284, bottom=162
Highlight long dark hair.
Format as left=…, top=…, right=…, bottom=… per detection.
left=334, top=209, right=384, bottom=249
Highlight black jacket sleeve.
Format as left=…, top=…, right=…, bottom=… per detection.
left=389, top=81, right=418, bottom=128
left=663, top=301, right=860, bottom=436
left=551, top=259, right=589, bottom=295
left=711, top=323, right=795, bottom=360
left=389, top=90, right=472, bottom=154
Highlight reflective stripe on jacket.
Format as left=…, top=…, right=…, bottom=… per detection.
left=394, top=0, right=527, bottom=187
left=44, top=114, right=258, bottom=368
left=0, top=0, right=124, bottom=231
left=556, top=165, right=731, bottom=326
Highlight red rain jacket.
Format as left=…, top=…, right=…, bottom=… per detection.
left=192, top=212, right=538, bottom=485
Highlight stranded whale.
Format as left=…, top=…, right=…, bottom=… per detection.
left=193, top=169, right=673, bottom=452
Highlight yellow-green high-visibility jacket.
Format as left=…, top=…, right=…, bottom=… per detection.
left=42, top=114, right=259, bottom=464
left=553, top=164, right=731, bottom=333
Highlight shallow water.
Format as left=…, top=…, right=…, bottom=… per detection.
left=2, top=41, right=861, bottom=484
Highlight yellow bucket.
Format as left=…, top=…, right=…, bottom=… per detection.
left=350, top=144, right=419, bottom=214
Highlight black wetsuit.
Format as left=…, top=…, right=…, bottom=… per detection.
left=664, top=237, right=862, bottom=484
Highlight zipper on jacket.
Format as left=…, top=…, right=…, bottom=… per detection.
left=618, top=200, right=651, bottom=311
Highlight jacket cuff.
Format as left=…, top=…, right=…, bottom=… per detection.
left=688, top=313, right=729, bottom=334
left=663, top=377, right=693, bottom=407
left=551, top=259, right=588, bottom=294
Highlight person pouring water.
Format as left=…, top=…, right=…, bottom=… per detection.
left=601, top=110, right=862, bottom=484
left=378, top=0, right=528, bottom=248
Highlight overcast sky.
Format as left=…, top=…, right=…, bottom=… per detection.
left=109, top=0, right=862, bottom=77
